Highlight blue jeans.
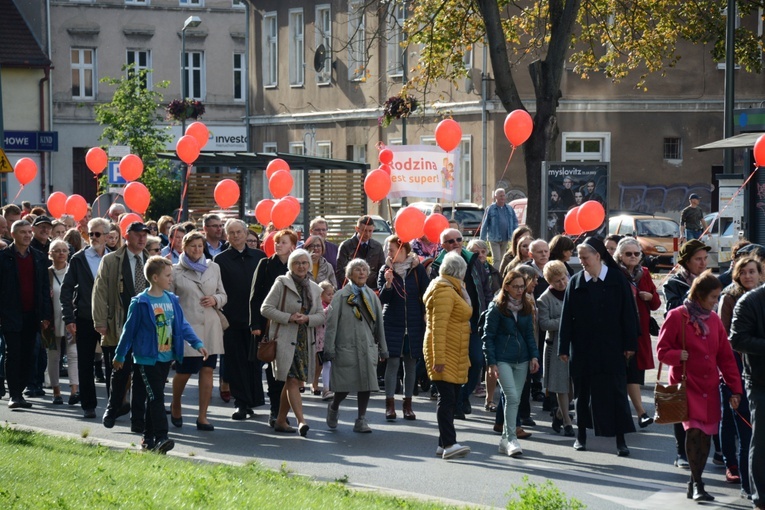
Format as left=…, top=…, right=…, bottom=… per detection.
left=686, top=229, right=702, bottom=240
left=497, top=361, right=529, bottom=441
left=459, top=332, right=483, bottom=407
left=748, top=385, right=765, bottom=508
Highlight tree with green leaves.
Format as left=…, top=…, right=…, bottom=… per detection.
left=95, top=65, right=181, bottom=219
left=402, top=0, right=765, bottom=232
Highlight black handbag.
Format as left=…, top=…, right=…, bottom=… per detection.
left=649, top=316, right=660, bottom=336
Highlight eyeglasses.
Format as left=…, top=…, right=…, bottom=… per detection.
left=311, top=228, right=328, bottom=233
left=304, top=244, right=322, bottom=251
left=51, top=249, right=69, bottom=254
left=624, top=251, right=641, bottom=257
left=292, top=261, right=311, bottom=267
left=444, top=237, right=463, bottom=245
left=148, top=248, right=161, bottom=253
left=506, top=284, right=527, bottom=290
left=88, top=232, right=103, bottom=238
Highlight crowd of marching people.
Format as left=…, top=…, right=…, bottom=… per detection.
left=0, top=196, right=763, bottom=509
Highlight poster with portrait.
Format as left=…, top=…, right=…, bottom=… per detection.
left=541, top=162, right=610, bottom=241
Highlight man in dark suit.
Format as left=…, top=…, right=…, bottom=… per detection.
left=336, top=215, right=385, bottom=289
left=202, top=213, right=229, bottom=259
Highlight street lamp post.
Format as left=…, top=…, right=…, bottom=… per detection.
left=180, top=15, right=201, bottom=221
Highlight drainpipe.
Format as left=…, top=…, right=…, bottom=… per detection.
left=39, top=65, right=50, bottom=199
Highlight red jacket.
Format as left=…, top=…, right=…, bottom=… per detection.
left=657, top=307, right=743, bottom=425
left=634, top=268, right=661, bottom=370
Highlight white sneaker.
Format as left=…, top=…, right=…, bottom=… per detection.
left=435, top=446, right=444, bottom=457
left=507, top=439, right=523, bottom=457
left=442, top=443, right=471, bottom=459
left=498, top=438, right=509, bottom=454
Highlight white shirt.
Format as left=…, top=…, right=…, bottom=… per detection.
left=584, top=263, right=608, bottom=283
left=127, top=250, right=144, bottom=288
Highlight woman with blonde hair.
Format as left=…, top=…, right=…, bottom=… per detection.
left=499, top=227, right=533, bottom=276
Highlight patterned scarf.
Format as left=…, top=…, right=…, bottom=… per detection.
left=677, top=267, right=696, bottom=286
left=683, top=298, right=710, bottom=337
left=291, top=273, right=312, bottom=312
left=346, top=283, right=376, bottom=322
left=179, top=252, right=208, bottom=273
left=618, top=262, right=643, bottom=285
left=506, top=295, right=523, bottom=314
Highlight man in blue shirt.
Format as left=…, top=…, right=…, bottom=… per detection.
left=480, top=188, right=519, bottom=269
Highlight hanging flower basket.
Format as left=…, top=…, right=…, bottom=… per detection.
left=166, top=99, right=206, bottom=122
left=379, top=95, right=419, bottom=127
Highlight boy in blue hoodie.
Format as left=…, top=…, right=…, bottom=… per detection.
left=113, top=256, right=208, bottom=453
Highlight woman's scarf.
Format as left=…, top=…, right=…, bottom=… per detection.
left=291, top=273, right=313, bottom=312
left=179, top=252, right=208, bottom=273
left=618, top=262, right=644, bottom=285
left=506, top=295, right=523, bottom=314
left=387, top=253, right=415, bottom=280
left=683, top=298, right=711, bottom=337
left=677, top=266, right=696, bottom=286
left=346, top=282, right=376, bottom=322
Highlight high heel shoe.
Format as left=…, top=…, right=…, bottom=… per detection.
left=170, top=414, right=183, bottom=428
left=196, top=420, right=214, bottom=431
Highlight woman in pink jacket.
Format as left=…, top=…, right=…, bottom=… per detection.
left=657, top=270, right=743, bottom=502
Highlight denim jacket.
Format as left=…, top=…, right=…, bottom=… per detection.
left=480, top=203, right=519, bottom=242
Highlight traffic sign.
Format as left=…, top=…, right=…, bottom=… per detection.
left=108, top=161, right=127, bottom=185
left=0, top=148, right=12, bottom=173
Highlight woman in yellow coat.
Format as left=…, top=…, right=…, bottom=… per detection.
left=424, top=252, right=473, bottom=460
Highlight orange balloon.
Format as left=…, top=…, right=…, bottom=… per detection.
left=262, top=230, right=276, bottom=256
left=185, top=122, right=209, bottom=150
left=65, top=194, right=88, bottom=222
left=364, top=169, right=392, bottom=202
left=269, top=170, right=294, bottom=199
left=46, top=192, right=67, bottom=219
left=434, top=119, right=462, bottom=153
left=119, top=213, right=143, bottom=238
left=124, top=181, right=151, bottom=214
left=176, top=135, right=200, bottom=165
left=503, top=109, right=534, bottom=147
left=119, top=154, right=144, bottom=182
left=395, top=206, right=427, bottom=243
left=266, top=158, right=290, bottom=179
left=214, top=179, right=240, bottom=209
left=564, top=208, right=584, bottom=235
left=14, top=158, right=37, bottom=186
left=755, top=134, right=765, bottom=168
left=379, top=148, right=394, bottom=165
left=86, top=147, right=108, bottom=175
left=576, top=200, right=606, bottom=231
left=423, top=213, right=449, bottom=243
left=271, top=197, right=300, bottom=229
left=255, top=199, right=275, bottom=225
left=379, top=164, right=392, bottom=175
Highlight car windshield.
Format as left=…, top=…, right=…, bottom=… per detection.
left=635, top=219, right=679, bottom=237
left=442, top=207, right=484, bottom=226
left=373, top=218, right=391, bottom=233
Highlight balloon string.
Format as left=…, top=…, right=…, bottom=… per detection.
left=12, top=185, right=24, bottom=203
left=177, top=163, right=192, bottom=223
left=657, top=165, right=760, bottom=289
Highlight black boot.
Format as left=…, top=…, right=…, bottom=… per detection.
left=686, top=480, right=693, bottom=499
left=692, top=481, right=714, bottom=502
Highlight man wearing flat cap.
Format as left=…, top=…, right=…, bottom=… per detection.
left=680, top=194, right=707, bottom=242
left=92, top=221, right=150, bottom=427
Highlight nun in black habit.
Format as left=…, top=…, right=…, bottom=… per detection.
left=558, top=237, right=639, bottom=456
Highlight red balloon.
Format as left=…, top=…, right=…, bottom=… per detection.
left=119, top=213, right=143, bottom=238
left=434, top=119, right=462, bottom=153
left=255, top=199, right=275, bottom=225
left=379, top=148, right=394, bottom=165
left=423, top=213, right=449, bottom=243
left=124, top=181, right=151, bottom=215
left=269, top=170, right=293, bottom=199
left=185, top=122, right=209, bottom=150
left=564, top=208, right=584, bottom=236
left=86, top=147, right=108, bottom=175
left=214, top=179, right=240, bottom=209
left=266, top=158, right=290, bottom=179
left=119, top=154, right=144, bottom=182
left=395, top=206, right=427, bottom=243
left=576, top=200, right=606, bottom=231
left=504, top=109, right=534, bottom=147
left=176, top=135, right=200, bottom=165
left=262, top=231, right=276, bottom=257
left=65, top=194, right=88, bottom=222
left=14, top=158, right=37, bottom=186
left=379, top=164, right=392, bottom=175
left=755, top=134, right=765, bottom=168
left=271, top=197, right=300, bottom=230
left=46, top=192, right=67, bottom=219
left=364, top=169, right=392, bottom=202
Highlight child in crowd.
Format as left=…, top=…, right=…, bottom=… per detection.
left=316, top=281, right=335, bottom=401
left=113, top=256, right=208, bottom=454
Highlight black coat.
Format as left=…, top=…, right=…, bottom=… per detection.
left=0, top=244, right=52, bottom=332
left=377, top=262, right=429, bottom=358
left=559, top=266, right=638, bottom=436
left=214, top=246, right=265, bottom=330
left=663, top=273, right=690, bottom=314
left=60, top=248, right=97, bottom=323
left=249, top=254, right=288, bottom=331
left=730, top=284, right=765, bottom=388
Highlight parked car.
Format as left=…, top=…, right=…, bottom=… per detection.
left=608, top=214, right=680, bottom=270
left=324, top=214, right=392, bottom=246
left=703, top=212, right=741, bottom=270
left=408, top=202, right=486, bottom=238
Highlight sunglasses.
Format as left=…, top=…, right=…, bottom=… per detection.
left=88, top=232, right=103, bottom=238
left=624, top=251, right=641, bottom=257
left=444, top=237, right=463, bottom=245
left=148, top=248, right=161, bottom=253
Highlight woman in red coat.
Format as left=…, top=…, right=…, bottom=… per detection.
left=657, top=270, right=743, bottom=502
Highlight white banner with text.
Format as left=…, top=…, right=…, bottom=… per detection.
left=387, top=145, right=460, bottom=200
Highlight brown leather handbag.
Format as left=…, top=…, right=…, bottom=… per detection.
left=654, top=326, right=688, bottom=424
left=257, top=288, right=287, bottom=363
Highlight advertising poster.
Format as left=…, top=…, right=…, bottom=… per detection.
left=541, top=162, right=609, bottom=240
left=387, top=145, right=460, bottom=200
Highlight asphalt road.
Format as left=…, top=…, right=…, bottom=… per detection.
left=0, top=278, right=753, bottom=509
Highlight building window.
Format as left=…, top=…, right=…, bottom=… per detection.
left=263, top=142, right=277, bottom=153
left=125, top=0, right=148, bottom=5
left=179, top=0, right=202, bottom=6
left=463, top=47, right=473, bottom=70
left=182, top=51, right=205, bottom=100
left=289, top=142, right=305, bottom=200
left=263, top=12, right=278, bottom=87
left=233, top=52, right=245, bottom=101
left=232, top=0, right=245, bottom=7
left=386, top=3, right=405, bottom=77
left=71, top=48, right=95, bottom=99
left=315, top=5, right=332, bottom=84
left=663, top=137, right=683, bottom=161
left=289, top=9, right=305, bottom=87
left=350, top=144, right=366, bottom=163
left=316, top=141, right=332, bottom=159
left=126, top=50, right=151, bottom=89
left=561, top=132, right=611, bottom=162
left=348, top=0, right=366, bottom=81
